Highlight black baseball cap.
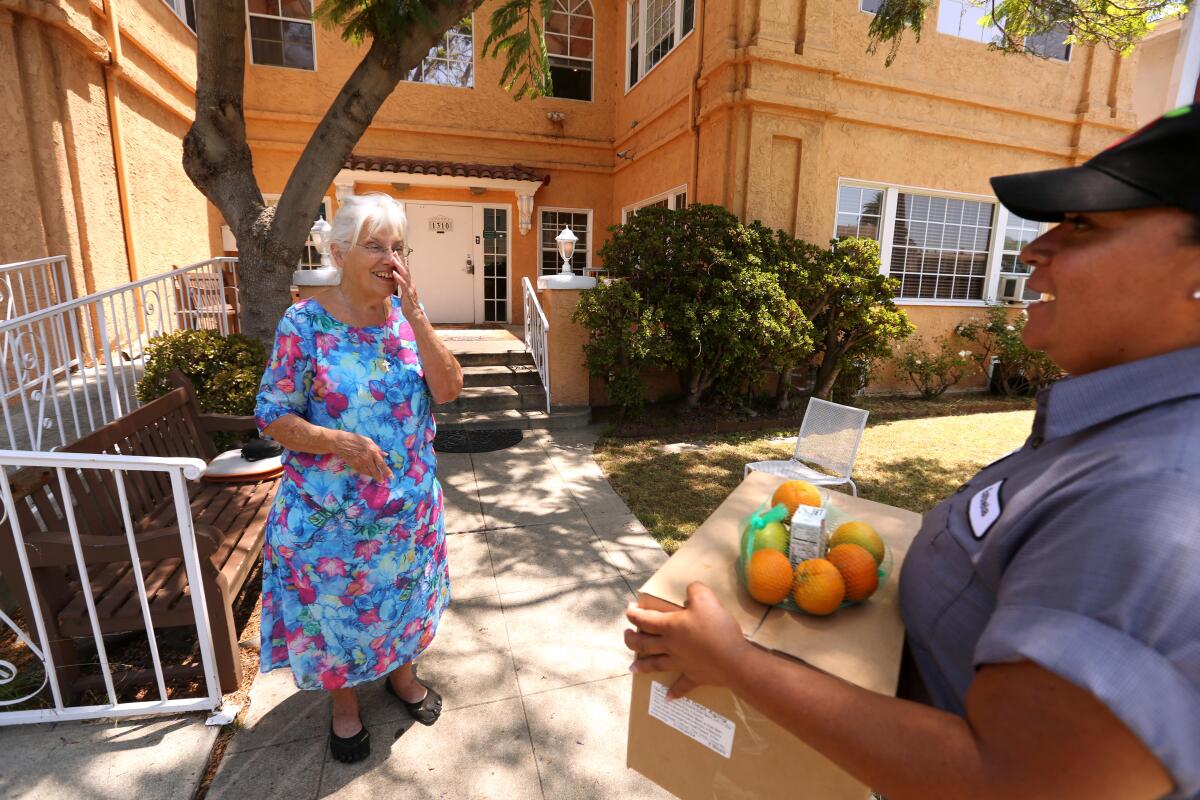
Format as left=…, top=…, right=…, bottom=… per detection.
left=990, top=103, right=1200, bottom=222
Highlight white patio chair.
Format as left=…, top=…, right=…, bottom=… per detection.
left=744, top=398, right=870, bottom=496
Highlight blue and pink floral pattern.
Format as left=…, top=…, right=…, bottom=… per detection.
left=254, top=296, right=449, bottom=691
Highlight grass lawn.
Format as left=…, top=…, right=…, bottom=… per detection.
left=594, top=406, right=1036, bottom=554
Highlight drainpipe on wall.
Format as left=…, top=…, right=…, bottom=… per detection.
left=98, top=0, right=141, bottom=285
left=688, top=0, right=706, bottom=203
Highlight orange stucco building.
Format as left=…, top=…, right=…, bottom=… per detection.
left=3, top=0, right=1145, bottom=394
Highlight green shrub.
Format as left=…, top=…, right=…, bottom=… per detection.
left=804, top=237, right=914, bottom=401
left=591, top=204, right=811, bottom=409
left=573, top=278, right=659, bottom=418
left=136, top=330, right=268, bottom=445
left=955, top=306, right=1064, bottom=396
left=894, top=337, right=972, bottom=399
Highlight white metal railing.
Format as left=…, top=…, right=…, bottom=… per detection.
left=0, top=450, right=221, bottom=725
left=0, top=257, right=239, bottom=452
left=522, top=278, right=551, bottom=414
left=0, top=257, right=75, bottom=325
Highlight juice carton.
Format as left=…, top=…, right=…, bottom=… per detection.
left=789, top=504, right=826, bottom=564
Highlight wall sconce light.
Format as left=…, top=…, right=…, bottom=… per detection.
left=390, top=182, right=410, bottom=192
left=617, top=149, right=635, bottom=160
left=469, top=186, right=486, bottom=196
left=546, top=111, right=566, bottom=123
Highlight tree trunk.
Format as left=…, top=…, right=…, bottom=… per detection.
left=810, top=322, right=843, bottom=400
left=775, top=365, right=794, bottom=410
left=184, top=0, right=482, bottom=344
left=811, top=363, right=840, bottom=400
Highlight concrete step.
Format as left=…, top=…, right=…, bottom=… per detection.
left=434, top=407, right=591, bottom=431
left=452, top=385, right=546, bottom=413
left=455, top=350, right=536, bottom=368
left=462, top=364, right=541, bottom=388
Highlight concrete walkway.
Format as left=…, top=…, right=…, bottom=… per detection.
left=203, top=426, right=674, bottom=799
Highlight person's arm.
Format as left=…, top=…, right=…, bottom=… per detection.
left=262, top=414, right=391, bottom=483
left=626, top=583, right=1173, bottom=800
left=392, top=265, right=463, bottom=405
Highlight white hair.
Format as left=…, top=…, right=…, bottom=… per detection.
left=328, top=193, right=408, bottom=258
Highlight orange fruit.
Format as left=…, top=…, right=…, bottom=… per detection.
left=826, top=544, right=880, bottom=602
left=791, top=558, right=845, bottom=615
left=746, top=549, right=794, bottom=605
left=829, top=521, right=885, bottom=566
left=771, top=480, right=822, bottom=516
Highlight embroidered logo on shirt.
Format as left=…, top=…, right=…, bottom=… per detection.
left=968, top=480, right=1005, bottom=540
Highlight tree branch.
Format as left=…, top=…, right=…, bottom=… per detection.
left=273, top=0, right=483, bottom=249
left=183, top=0, right=262, bottom=236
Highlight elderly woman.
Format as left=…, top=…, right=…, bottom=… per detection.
left=255, top=192, right=463, bottom=764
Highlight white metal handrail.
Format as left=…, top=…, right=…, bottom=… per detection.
left=522, top=277, right=550, bottom=414
left=0, top=257, right=74, bottom=325
left=0, top=257, right=239, bottom=452
left=0, top=449, right=222, bottom=725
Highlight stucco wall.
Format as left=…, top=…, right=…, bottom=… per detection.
left=0, top=2, right=216, bottom=303
left=119, top=87, right=213, bottom=276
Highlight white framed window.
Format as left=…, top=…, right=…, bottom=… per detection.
left=936, top=0, right=1001, bottom=44
left=890, top=192, right=995, bottom=301
left=248, top=1, right=315, bottom=71
left=626, top=0, right=695, bottom=90
left=407, top=17, right=474, bottom=87
left=837, top=180, right=1036, bottom=305
left=859, top=0, right=884, bottom=13
left=1025, top=25, right=1072, bottom=61
left=995, top=212, right=1046, bottom=300
left=483, top=206, right=510, bottom=323
left=540, top=208, right=594, bottom=276
left=163, top=0, right=196, bottom=31
left=621, top=185, right=687, bottom=223
left=836, top=185, right=885, bottom=240
left=546, top=1, right=594, bottom=101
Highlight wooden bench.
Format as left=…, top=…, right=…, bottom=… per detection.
left=0, top=371, right=277, bottom=697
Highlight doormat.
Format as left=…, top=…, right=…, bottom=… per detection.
left=433, top=428, right=523, bottom=454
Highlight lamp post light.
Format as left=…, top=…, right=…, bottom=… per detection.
left=309, top=218, right=333, bottom=268
left=294, top=217, right=340, bottom=299
left=538, top=226, right=595, bottom=290
left=555, top=227, right=578, bottom=276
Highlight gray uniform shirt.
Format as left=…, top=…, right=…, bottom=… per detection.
left=899, top=345, right=1200, bottom=798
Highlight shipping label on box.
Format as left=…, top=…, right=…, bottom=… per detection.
left=647, top=681, right=736, bottom=758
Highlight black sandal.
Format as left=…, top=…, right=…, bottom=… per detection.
left=385, top=673, right=443, bottom=726
left=329, top=724, right=370, bottom=763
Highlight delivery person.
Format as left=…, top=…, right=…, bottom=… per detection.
left=625, top=103, right=1200, bottom=800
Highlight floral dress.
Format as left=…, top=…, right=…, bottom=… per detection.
left=254, top=296, right=449, bottom=691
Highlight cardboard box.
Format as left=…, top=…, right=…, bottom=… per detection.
left=626, top=471, right=922, bottom=800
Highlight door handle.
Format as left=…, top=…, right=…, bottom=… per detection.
left=465, top=254, right=475, bottom=275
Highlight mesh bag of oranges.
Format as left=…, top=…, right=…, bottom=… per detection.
left=736, top=480, right=893, bottom=615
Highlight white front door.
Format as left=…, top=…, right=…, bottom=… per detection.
left=405, top=204, right=475, bottom=323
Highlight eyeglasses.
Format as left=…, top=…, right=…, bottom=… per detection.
left=355, top=243, right=414, bottom=261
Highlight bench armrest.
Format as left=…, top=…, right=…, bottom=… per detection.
left=21, top=524, right=223, bottom=568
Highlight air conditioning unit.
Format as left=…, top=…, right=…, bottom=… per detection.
left=997, top=275, right=1028, bottom=304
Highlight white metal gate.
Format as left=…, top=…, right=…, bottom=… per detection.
left=0, top=451, right=221, bottom=724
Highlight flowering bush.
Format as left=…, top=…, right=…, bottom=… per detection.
left=955, top=306, right=1064, bottom=396
left=893, top=337, right=972, bottom=399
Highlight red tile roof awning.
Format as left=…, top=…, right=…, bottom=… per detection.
left=343, top=155, right=550, bottom=185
